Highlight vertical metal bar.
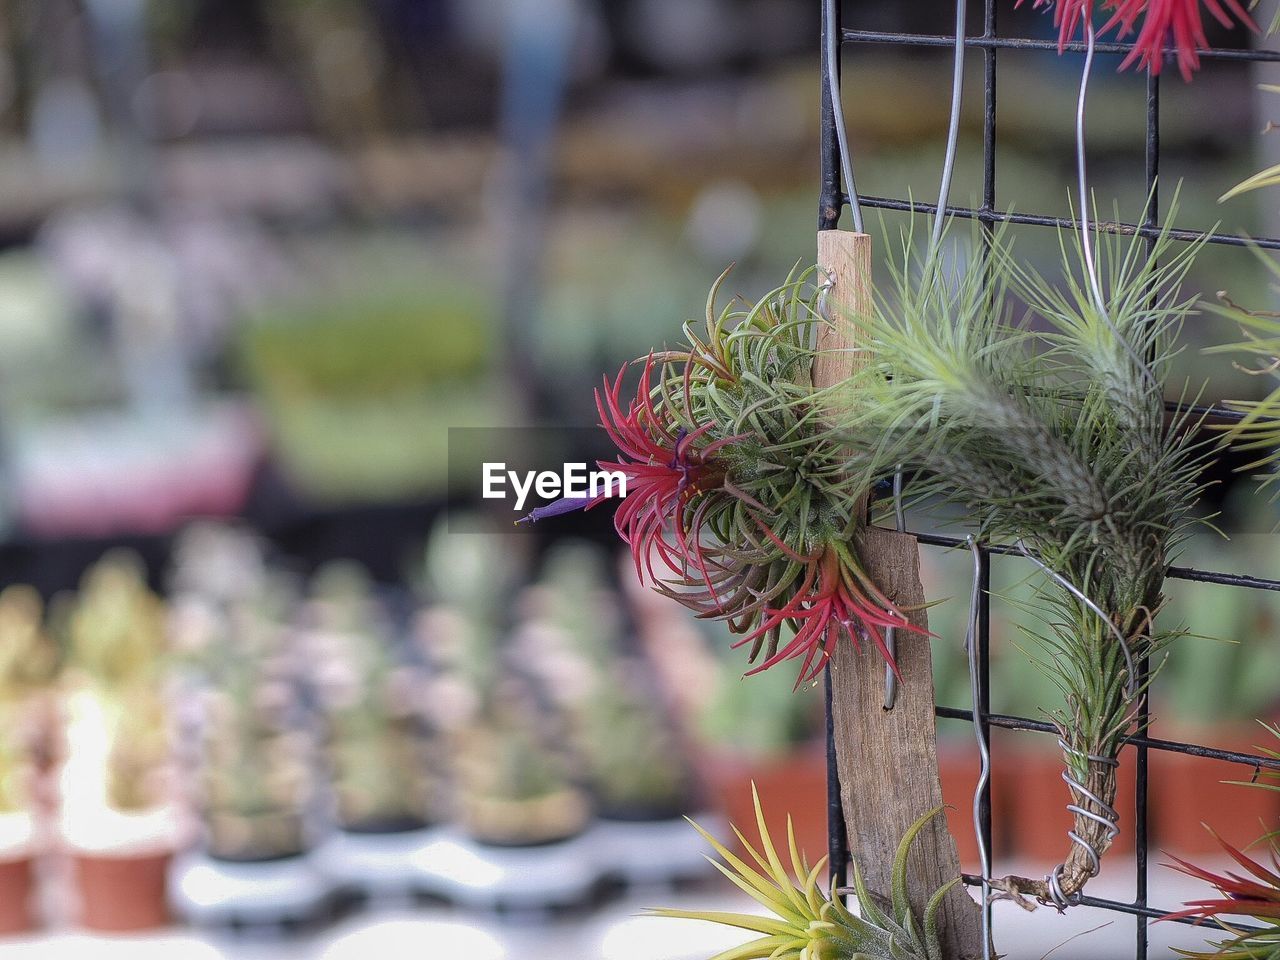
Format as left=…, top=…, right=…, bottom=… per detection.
left=976, top=548, right=993, bottom=938
left=819, top=0, right=843, bottom=230
left=978, top=3, right=997, bottom=945
left=1134, top=67, right=1159, bottom=960
left=825, top=668, right=849, bottom=890
left=819, top=0, right=849, bottom=895
left=982, top=0, right=997, bottom=216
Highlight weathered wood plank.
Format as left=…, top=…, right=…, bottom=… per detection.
left=817, top=230, right=985, bottom=960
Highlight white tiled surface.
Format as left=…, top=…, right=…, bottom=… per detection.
left=0, top=862, right=1238, bottom=960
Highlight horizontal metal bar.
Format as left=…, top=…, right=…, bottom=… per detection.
left=842, top=28, right=1280, bottom=64
left=936, top=706, right=1280, bottom=770
left=958, top=876, right=1270, bottom=933
left=849, top=194, right=1280, bottom=251
left=911, top=531, right=1280, bottom=592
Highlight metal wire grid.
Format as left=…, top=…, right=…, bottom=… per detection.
left=819, top=3, right=1280, bottom=956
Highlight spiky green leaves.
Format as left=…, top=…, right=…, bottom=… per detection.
left=829, top=213, right=1213, bottom=903
left=1208, top=247, right=1280, bottom=500
left=530, top=264, right=925, bottom=684
left=650, top=786, right=957, bottom=960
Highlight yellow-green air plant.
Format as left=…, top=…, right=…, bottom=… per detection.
left=649, top=786, right=957, bottom=960
left=1206, top=247, right=1280, bottom=498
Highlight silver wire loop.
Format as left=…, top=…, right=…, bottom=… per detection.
left=1043, top=738, right=1122, bottom=910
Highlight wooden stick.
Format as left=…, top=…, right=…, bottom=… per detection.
left=816, top=230, right=985, bottom=960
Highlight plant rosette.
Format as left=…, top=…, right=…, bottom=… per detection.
left=519, top=268, right=924, bottom=687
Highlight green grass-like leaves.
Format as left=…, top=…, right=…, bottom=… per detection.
left=650, top=786, right=957, bottom=960
left=831, top=210, right=1213, bottom=808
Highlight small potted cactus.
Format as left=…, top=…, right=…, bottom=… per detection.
left=57, top=551, right=178, bottom=932
left=0, top=586, right=59, bottom=934
left=306, top=562, right=445, bottom=899
left=170, top=573, right=333, bottom=931
left=196, top=608, right=312, bottom=864
left=455, top=678, right=591, bottom=849
left=574, top=661, right=713, bottom=887
left=308, top=562, right=440, bottom=835
left=578, top=663, right=696, bottom=824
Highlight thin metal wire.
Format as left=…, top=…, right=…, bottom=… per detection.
left=1074, top=20, right=1157, bottom=389
left=824, top=0, right=863, bottom=233
left=932, top=0, right=967, bottom=250
left=963, top=536, right=993, bottom=959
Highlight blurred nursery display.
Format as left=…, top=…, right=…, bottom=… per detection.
left=0, top=0, right=1275, bottom=957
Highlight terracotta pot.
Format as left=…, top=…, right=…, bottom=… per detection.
left=0, top=812, right=41, bottom=935
left=61, top=805, right=181, bottom=932
left=1151, top=725, right=1280, bottom=857
left=0, top=856, right=38, bottom=935
left=72, top=849, right=171, bottom=931
left=704, top=744, right=828, bottom=865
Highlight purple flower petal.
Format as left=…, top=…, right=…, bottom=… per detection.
left=516, top=496, right=596, bottom=525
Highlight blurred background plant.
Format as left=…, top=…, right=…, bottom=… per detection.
left=61, top=551, right=170, bottom=815
left=0, top=586, right=59, bottom=819
left=454, top=674, right=592, bottom=848
left=197, top=576, right=317, bottom=863
left=306, top=560, right=442, bottom=833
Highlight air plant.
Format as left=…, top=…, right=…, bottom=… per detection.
left=1205, top=249, right=1280, bottom=498
left=831, top=213, right=1214, bottom=906
left=650, top=787, right=958, bottom=960
left=1219, top=84, right=1280, bottom=202
left=1165, top=832, right=1280, bottom=959
left=521, top=270, right=926, bottom=686
left=1163, top=723, right=1280, bottom=958
left=1023, top=0, right=1256, bottom=80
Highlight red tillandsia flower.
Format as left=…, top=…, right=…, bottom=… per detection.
left=1105, top=0, right=1257, bottom=80
left=1023, top=0, right=1096, bottom=52
left=520, top=357, right=730, bottom=582
left=725, top=542, right=925, bottom=688
left=1161, top=828, right=1280, bottom=953
left=1021, top=0, right=1256, bottom=81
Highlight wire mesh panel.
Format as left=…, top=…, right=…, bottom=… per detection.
left=819, top=3, right=1280, bottom=956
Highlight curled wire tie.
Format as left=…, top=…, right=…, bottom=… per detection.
left=1013, top=541, right=1138, bottom=701
left=882, top=467, right=906, bottom=710
left=1044, top=739, right=1122, bottom=909
left=963, top=536, right=993, bottom=959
